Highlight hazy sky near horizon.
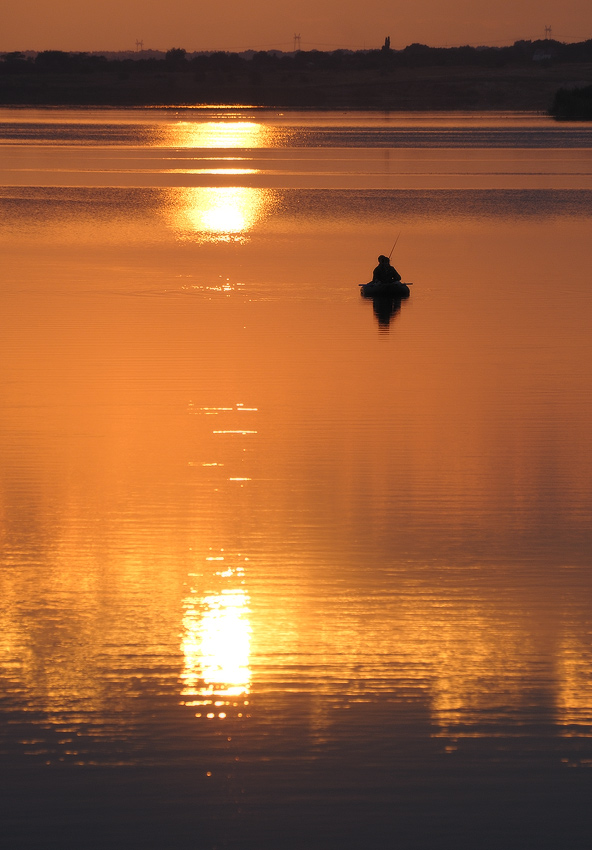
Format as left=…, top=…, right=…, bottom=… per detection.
left=3, top=0, right=591, bottom=53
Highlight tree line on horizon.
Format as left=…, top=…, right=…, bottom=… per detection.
left=2, top=38, right=592, bottom=72
left=2, top=39, right=591, bottom=114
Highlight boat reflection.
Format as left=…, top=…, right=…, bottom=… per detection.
left=370, top=294, right=406, bottom=330
left=180, top=569, right=251, bottom=718
left=360, top=282, right=411, bottom=330
left=163, top=186, right=279, bottom=242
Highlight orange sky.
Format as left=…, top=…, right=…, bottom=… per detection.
left=2, top=0, right=591, bottom=53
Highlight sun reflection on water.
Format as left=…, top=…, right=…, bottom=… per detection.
left=180, top=569, right=251, bottom=714
left=556, top=635, right=592, bottom=734
left=163, top=186, right=278, bottom=242
left=156, top=119, right=281, bottom=241
left=160, top=120, right=277, bottom=149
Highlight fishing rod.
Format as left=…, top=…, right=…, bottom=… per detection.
left=388, top=231, right=401, bottom=259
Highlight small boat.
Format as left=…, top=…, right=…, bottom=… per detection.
left=360, top=280, right=410, bottom=298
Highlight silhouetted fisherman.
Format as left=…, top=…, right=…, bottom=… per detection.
left=372, top=254, right=401, bottom=284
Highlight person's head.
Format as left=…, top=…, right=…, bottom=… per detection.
left=378, top=255, right=389, bottom=263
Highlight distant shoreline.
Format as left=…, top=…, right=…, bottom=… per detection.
left=1, top=44, right=591, bottom=114
left=0, top=104, right=551, bottom=114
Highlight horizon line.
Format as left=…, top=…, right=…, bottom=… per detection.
left=2, top=34, right=590, bottom=56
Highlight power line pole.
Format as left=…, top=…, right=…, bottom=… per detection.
left=293, top=33, right=301, bottom=52
left=544, top=25, right=552, bottom=39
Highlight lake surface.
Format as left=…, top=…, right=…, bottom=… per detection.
left=1, top=107, right=592, bottom=849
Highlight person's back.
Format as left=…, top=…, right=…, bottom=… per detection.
left=372, top=254, right=401, bottom=283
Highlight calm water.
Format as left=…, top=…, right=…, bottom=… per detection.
left=1, top=108, right=592, bottom=849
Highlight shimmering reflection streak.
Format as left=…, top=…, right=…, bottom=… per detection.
left=158, top=120, right=279, bottom=149
left=163, top=187, right=278, bottom=242
left=556, top=635, right=592, bottom=735
left=180, top=573, right=251, bottom=719
left=179, top=403, right=256, bottom=720
left=157, top=120, right=281, bottom=242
